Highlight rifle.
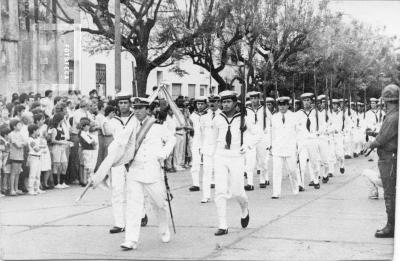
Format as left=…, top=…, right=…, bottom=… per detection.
left=325, top=76, right=329, bottom=122
left=263, top=83, right=267, bottom=130
left=292, top=74, right=296, bottom=112
left=163, top=160, right=176, bottom=233
left=342, top=83, right=345, bottom=132
left=240, top=81, right=246, bottom=145
left=313, top=68, right=319, bottom=131
left=329, top=74, right=333, bottom=114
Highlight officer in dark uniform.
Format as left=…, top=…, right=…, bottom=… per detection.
left=365, top=84, right=399, bottom=238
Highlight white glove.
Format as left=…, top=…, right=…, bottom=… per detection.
left=239, top=145, right=251, bottom=154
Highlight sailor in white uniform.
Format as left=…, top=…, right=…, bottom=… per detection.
left=211, top=91, right=261, bottom=236
left=120, top=98, right=176, bottom=250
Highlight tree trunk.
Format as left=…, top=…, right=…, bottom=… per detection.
left=136, top=67, right=148, bottom=97
left=212, top=71, right=228, bottom=92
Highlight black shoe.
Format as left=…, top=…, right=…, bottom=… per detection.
left=189, top=186, right=200, bottom=192
left=141, top=214, right=148, bottom=227
left=328, top=173, right=333, bottom=178
left=375, top=224, right=394, bottom=238
left=340, top=167, right=345, bottom=174
left=344, top=155, right=352, bottom=159
left=241, top=210, right=250, bottom=228
left=314, top=183, right=320, bottom=189
left=244, top=185, right=254, bottom=191
left=368, top=159, right=374, bottom=162
left=169, top=168, right=177, bottom=173
left=265, top=180, right=270, bottom=185
left=271, top=196, right=279, bottom=199
left=214, top=228, right=228, bottom=236
left=299, top=186, right=305, bottom=192
left=110, top=226, right=125, bottom=234
left=308, top=181, right=315, bottom=186
left=259, top=183, right=266, bottom=189
left=244, top=172, right=247, bottom=178
left=210, top=184, right=215, bottom=189
left=322, top=177, right=329, bottom=184
left=353, top=153, right=359, bottom=158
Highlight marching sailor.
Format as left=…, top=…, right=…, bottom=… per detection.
left=244, top=91, right=272, bottom=190
left=199, top=95, right=221, bottom=203
left=271, top=97, right=299, bottom=198
left=266, top=97, right=276, bottom=114
left=120, top=98, right=176, bottom=250
left=365, top=98, right=385, bottom=161
left=328, top=99, right=347, bottom=174
left=296, top=93, right=321, bottom=190
left=108, top=93, right=138, bottom=234
left=189, top=96, right=208, bottom=192
left=316, top=94, right=333, bottom=183
left=211, top=91, right=261, bottom=236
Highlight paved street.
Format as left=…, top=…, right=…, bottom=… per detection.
left=0, top=157, right=394, bottom=260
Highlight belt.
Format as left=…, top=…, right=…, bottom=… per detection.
left=29, top=154, right=41, bottom=158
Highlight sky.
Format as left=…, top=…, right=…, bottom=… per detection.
left=327, top=0, right=400, bottom=38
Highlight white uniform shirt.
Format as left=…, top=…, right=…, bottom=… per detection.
left=328, top=110, right=351, bottom=134
left=271, top=110, right=298, bottom=157
left=130, top=119, right=176, bottom=183
left=212, top=111, right=261, bottom=157
left=190, top=110, right=207, bottom=147
left=200, top=108, right=221, bottom=155
left=296, top=108, right=319, bottom=139
left=165, top=114, right=177, bottom=135
left=365, top=109, right=385, bottom=131
left=110, top=113, right=136, bottom=137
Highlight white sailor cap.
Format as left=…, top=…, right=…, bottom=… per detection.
left=208, top=95, right=220, bottom=102
left=219, top=90, right=238, bottom=101
left=369, top=98, right=378, bottom=103
left=300, top=93, right=314, bottom=100
left=131, top=97, right=150, bottom=107
left=247, top=91, right=261, bottom=98
left=276, top=96, right=291, bottom=104
left=317, top=94, right=326, bottom=101
left=332, top=99, right=340, bottom=104
left=194, top=96, right=208, bottom=103
left=116, top=92, right=133, bottom=102
left=265, top=97, right=275, bottom=103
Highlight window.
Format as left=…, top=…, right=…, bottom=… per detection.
left=96, top=63, right=107, bottom=96
left=188, top=84, right=196, bottom=98
left=200, top=84, right=208, bottom=96
left=172, top=83, right=182, bottom=100
left=68, top=60, right=74, bottom=85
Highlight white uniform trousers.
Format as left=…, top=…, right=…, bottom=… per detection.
left=173, top=133, right=186, bottom=167
left=362, top=169, right=382, bottom=197
left=190, top=145, right=201, bottom=187
left=344, top=131, right=352, bottom=157
left=245, top=148, right=256, bottom=186
left=317, top=136, right=331, bottom=178
left=202, top=153, right=214, bottom=199
left=111, top=165, right=126, bottom=228
left=256, top=140, right=270, bottom=183
left=124, top=178, right=169, bottom=243
left=333, top=134, right=345, bottom=170
left=28, top=156, right=41, bottom=192
left=214, top=154, right=248, bottom=229
left=298, top=138, right=320, bottom=186
left=272, top=155, right=299, bottom=197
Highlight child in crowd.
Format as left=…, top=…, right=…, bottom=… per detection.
left=0, top=125, right=11, bottom=196
left=8, top=119, right=26, bottom=196
left=79, top=117, right=97, bottom=186
left=0, top=107, right=10, bottom=126
left=27, top=124, right=43, bottom=195
left=34, top=113, right=52, bottom=189
left=50, top=113, right=71, bottom=189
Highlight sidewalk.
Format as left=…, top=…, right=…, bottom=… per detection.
left=0, top=157, right=394, bottom=260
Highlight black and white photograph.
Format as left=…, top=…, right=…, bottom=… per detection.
left=0, top=0, right=399, bottom=260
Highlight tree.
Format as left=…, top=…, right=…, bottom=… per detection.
left=42, top=0, right=225, bottom=96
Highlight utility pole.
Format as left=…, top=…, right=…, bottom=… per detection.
left=115, top=0, right=121, bottom=94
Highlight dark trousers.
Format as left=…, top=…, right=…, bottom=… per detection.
left=66, top=134, right=80, bottom=183
left=377, top=150, right=397, bottom=226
